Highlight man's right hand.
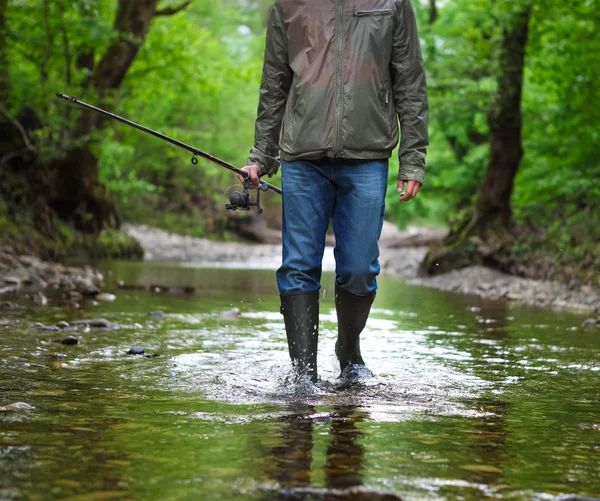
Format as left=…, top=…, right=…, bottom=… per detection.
left=238, top=165, right=262, bottom=187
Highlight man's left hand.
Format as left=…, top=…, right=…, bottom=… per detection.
left=397, top=180, right=422, bottom=202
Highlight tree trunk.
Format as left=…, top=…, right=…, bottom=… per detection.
left=0, top=107, right=55, bottom=238
left=75, top=0, right=159, bottom=135
left=420, top=3, right=532, bottom=276
left=473, top=5, right=531, bottom=231
left=429, top=0, right=438, bottom=25
left=50, top=0, right=159, bottom=233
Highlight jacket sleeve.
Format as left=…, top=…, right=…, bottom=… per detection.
left=247, top=2, right=292, bottom=177
left=390, top=0, right=429, bottom=184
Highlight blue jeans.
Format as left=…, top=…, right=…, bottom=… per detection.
left=276, top=158, right=389, bottom=296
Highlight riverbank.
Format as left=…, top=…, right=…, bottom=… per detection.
left=410, top=266, right=600, bottom=314
left=124, top=224, right=600, bottom=315
left=0, top=248, right=108, bottom=310
left=123, top=223, right=434, bottom=277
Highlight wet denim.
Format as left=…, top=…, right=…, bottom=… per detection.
left=276, top=158, right=389, bottom=296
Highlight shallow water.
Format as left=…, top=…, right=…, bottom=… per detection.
left=1, top=261, right=599, bottom=501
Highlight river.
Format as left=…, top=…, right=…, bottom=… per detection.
left=1, top=260, right=599, bottom=500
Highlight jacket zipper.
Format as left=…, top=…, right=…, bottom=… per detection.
left=333, top=0, right=345, bottom=157
left=353, top=9, right=393, bottom=17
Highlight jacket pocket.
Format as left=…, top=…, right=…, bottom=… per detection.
left=353, top=9, right=393, bottom=17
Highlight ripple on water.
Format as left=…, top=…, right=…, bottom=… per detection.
left=165, top=310, right=492, bottom=419
left=3, top=263, right=599, bottom=501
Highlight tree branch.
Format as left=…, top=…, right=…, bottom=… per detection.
left=154, top=0, right=192, bottom=16
left=0, top=104, right=35, bottom=152
left=0, top=147, right=30, bottom=166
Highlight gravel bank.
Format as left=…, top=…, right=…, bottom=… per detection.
left=123, top=224, right=600, bottom=315
left=0, top=248, right=106, bottom=309
left=123, top=223, right=429, bottom=276
left=410, top=266, right=600, bottom=314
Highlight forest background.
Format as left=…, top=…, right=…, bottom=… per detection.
left=0, top=0, right=598, bottom=285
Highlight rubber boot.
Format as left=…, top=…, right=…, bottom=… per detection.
left=280, top=291, right=320, bottom=383
left=335, top=285, right=375, bottom=382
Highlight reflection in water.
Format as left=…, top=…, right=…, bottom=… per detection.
left=464, top=301, right=508, bottom=485
left=324, top=407, right=367, bottom=490
left=270, top=405, right=315, bottom=489
left=268, top=406, right=367, bottom=499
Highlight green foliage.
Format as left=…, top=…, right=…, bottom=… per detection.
left=95, top=228, right=144, bottom=259
left=514, top=0, right=600, bottom=213
left=384, top=0, right=599, bottom=227
left=2, top=0, right=267, bottom=237
left=1, top=0, right=598, bottom=279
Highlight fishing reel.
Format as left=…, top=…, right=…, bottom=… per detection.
left=225, top=178, right=268, bottom=214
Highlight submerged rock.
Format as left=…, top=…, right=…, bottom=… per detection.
left=149, top=311, right=164, bottom=318
left=582, top=318, right=598, bottom=328
left=35, top=325, right=60, bottom=332
left=71, top=318, right=118, bottom=329
left=96, top=293, right=116, bottom=302
left=0, top=402, right=35, bottom=412
left=127, top=346, right=145, bottom=355
left=76, top=280, right=100, bottom=296
left=59, top=336, right=79, bottom=345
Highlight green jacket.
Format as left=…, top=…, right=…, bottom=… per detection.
left=248, top=0, right=429, bottom=184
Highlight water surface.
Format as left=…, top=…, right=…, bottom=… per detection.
left=1, top=261, right=599, bottom=500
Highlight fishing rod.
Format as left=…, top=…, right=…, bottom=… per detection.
left=56, top=93, right=282, bottom=214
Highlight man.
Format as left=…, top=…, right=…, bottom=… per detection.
left=240, top=0, right=428, bottom=383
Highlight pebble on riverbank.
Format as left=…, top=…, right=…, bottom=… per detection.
left=410, top=266, right=600, bottom=314
left=0, top=248, right=108, bottom=307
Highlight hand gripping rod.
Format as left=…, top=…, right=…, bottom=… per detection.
left=55, top=93, right=282, bottom=196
